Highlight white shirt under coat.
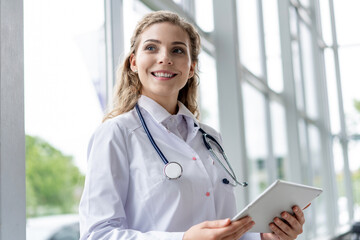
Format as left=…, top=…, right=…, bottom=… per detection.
left=79, top=95, right=260, bottom=240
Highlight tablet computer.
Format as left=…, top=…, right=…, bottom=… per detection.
left=231, top=180, right=323, bottom=233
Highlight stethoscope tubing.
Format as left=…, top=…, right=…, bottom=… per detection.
left=135, top=103, right=247, bottom=187
left=199, top=129, right=248, bottom=187
left=135, top=104, right=168, bottom=165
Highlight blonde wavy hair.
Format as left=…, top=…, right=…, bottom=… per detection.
left=103, top=10, right=201, bottom=121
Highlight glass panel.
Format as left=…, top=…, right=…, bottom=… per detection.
left=349, top=140, right=360, bottom=220
left=242, top=82, right=268, bottom=200
left=292, top=39, right=305, bottom=112
left=299, top=21, right=318, bottom=119
left=338, top=46, right=360, bottom=136
left=297, top=120, right=310, bottom=182
left=198, top=52, right=219, bottom=130
left=289, top=7, right=298, bottom=37
left=308, top=125, right=327, bottom=236
left=24, top=0, right=105, bottom=238
left=324, top=48, right=341, bottom=134
left=297, top=119, right=318, bottom=239
left=270, top=101, right=288, bottom=179
left=195, top=0, right=214, bottom=32
left=332, top=137, right=350, bottom=226
left=262, top=0, right=284, bottom=92
left=333, top=0, right=360, bottom=46
left=318, top=0, right=333, bottom=46
left=236, top=0, right=262, bottom=77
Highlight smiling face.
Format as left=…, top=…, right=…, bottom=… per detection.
left=130, top=22, right=196, bottom=109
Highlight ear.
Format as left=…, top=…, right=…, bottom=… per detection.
left=129, top=53, right=137, bottom=72
left=188, top=62, right=196, bottom=79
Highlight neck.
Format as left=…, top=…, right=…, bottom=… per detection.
left=142, top=94, right=179, bottom=115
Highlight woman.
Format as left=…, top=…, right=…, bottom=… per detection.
left=79, top=11, right=305, bottom=240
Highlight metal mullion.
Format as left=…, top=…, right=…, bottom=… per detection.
left=329, top=0, right=354, bottom=222
left=257, top=0, right=276, bottom=183
left=213, top=0, right=250, bottom=207
left=278, top=0, right=303, bottom=183
left=295, top=5, right=313, bottom=186
left=241, top=67, right=282, bottom=101
left=290, top=0, right=312, bottom=26
left=311, top=0, right=339, bottom=234
left=104, top=0, right=124, bottom=106
left=294, top=7, right=318, bottom=238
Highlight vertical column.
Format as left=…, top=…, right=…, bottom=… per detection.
left=256, top=0, right=277, bottom=183
left=105, top=0, right=124, bottom=106
left=329, top=0, right=354, bottom=222
left=213, top=0, right=249, bottom=206
left=311, top=0, right=338, bottom=233
left=0, top=0, right=26, bottom=239
left=277, top=0, right=303, bottom=183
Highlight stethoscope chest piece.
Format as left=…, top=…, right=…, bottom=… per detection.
left=164, top=162, right=183, bottom=179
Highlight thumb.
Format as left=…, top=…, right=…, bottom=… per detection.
left=202, top=219, right=231, bottom=228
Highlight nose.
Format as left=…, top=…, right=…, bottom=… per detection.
left=158, top=51, right=173, bottom=65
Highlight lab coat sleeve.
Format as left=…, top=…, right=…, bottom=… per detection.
left=79, top=120, right=184, bottom=240
left=240, top=232, right=261, bottom=240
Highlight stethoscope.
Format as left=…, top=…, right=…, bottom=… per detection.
left=135, top=103, right=248, bottom=187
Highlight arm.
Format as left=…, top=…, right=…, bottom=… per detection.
left=79, top=121, right=184, bottom=240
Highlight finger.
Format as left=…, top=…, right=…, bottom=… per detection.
left=293, top=206, right=305, bottom=225
left=219, top=216, right=253, bottom=236
left=269, top=223, right=292, bottom=240
left=201, top=219, right=231, bottom=229
left=272, top=217, right=296, bottom=239
left=217, top=217, right=252, bottom=238
left=281, top=211, right=303, bottom=235
left=222, top=220, right=255, bottom=240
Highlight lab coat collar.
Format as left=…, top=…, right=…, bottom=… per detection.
left=137, top=95, right=200, bottom=128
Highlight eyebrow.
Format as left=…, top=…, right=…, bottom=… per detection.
left=143, top=39, right=188, bottom=47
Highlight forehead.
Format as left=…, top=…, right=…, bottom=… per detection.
left=139, top=22, right=190, bottom=44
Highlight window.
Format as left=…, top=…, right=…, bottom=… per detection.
left=24, top=0, right=105, bottom=238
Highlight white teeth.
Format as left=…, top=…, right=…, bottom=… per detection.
left=153, top=72, right=175, bottom=78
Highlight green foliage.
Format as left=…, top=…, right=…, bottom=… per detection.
left=26, top=135, right=84, bottom=217
left=355, top=99, right=360, bottom=113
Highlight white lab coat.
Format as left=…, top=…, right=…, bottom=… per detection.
left=79, top=95, right=260, bottom=240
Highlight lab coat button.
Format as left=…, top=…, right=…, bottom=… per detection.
left=206, top=192, right=210, bottom=197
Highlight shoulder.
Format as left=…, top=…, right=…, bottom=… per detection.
left=92, top=108, right=141, bottom=139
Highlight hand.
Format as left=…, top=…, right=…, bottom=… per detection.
left=261, top=206, right=305, bottom=240
left=183, top=217, right=255, bottom=240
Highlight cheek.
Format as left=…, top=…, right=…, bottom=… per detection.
left=136, top=54, right=153, bottom=70
left=178, top=58, right=192, bottom=71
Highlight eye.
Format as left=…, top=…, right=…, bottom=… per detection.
left=145, top=45, right=156, bottom=51
left=173, top=48, right=184, bottom=54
